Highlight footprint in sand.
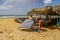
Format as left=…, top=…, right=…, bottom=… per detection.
left=4, top=27, right=13, bottom=34
left=32, top=39, right=34, bottom=40
left=9, top=36, right=14, bottom=40
left=22, top=39, right=26, bottom=40
left=5, top=29, right=12, bottom=34
left=0, top=29, right=4, bottom=33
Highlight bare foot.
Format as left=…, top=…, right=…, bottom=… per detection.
left=38, top=30, right=40, bottom=33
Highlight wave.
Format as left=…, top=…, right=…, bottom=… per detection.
left=0, top=16, right=29, bottom=18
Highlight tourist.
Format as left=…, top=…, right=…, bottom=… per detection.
left=33, top=15, right=42, bottom=32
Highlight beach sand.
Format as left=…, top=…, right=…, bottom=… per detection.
left=0, top=18, right=60, bottom=40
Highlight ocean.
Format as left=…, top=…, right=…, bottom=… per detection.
left=0, top=15, right=29, bottom=18
left=0, top=15, right=60, bottom=18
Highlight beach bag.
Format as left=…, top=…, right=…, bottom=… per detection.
left=19, top=19, right=34, bottom=29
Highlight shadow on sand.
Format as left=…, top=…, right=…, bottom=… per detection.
left=40, top=29, right=47, bottom=32
left=43, top=25, right=59, bottom=30
left=18, top=25, right=60, bottom=32
left=20, top=29, right=47, bottom=32
left=20, top=29, right=32, bottom=32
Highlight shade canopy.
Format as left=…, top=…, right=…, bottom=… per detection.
left=28, top=6, right=58, bottom=16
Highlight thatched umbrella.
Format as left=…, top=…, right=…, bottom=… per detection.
left=27, top=6, right=58, bottom=16
left=28, top=9, right=35, bottom=16
left=28, top=8, right=46, bottom=15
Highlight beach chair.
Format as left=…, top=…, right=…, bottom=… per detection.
left=18, top=19, right=34, bottom=29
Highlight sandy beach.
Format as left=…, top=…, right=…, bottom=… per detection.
left=0, top=18, right=60, bottom=40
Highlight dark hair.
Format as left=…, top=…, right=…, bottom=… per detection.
left=30, top=15, right=32, bottom=17
left=37, top=18, right=41, bottom=20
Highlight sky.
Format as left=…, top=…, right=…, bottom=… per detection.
left=0, top=0, right=60, bottom=15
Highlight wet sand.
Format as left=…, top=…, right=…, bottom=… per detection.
left=0, top=18, right=60, bottom=40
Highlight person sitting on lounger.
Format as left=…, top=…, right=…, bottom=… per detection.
left=28, top=14, right=42, bottom=32
left=18, top=15, right=42, bottom=32
left=33, top=15, right=42, bottom=32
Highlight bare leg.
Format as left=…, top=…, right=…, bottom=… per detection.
left=30, top=24, right=35, bottom=31
left=38, top=20, right=42, bottom=32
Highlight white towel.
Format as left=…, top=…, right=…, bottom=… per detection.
left=19, top=19, right=34, bottom=29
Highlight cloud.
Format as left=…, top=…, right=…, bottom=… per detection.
left=0, top=0, right=27, bottom=10
left=0, top=0, right=31, bottom=15
left=0, top=5, right=13, bottom=10
left=0, top=0, right=43, bottom=15
left=43, top=0, right=52, bottom=5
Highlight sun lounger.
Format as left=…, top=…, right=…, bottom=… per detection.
left=18, top=19, right=34, bottom=29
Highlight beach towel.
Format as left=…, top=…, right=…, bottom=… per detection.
left=19, top=19, right=34, bottom=29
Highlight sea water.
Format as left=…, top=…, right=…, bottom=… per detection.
left=0, top=15, right=29, bottom=18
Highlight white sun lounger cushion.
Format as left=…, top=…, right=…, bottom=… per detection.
left=19, top=19, right=34, bottom=29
